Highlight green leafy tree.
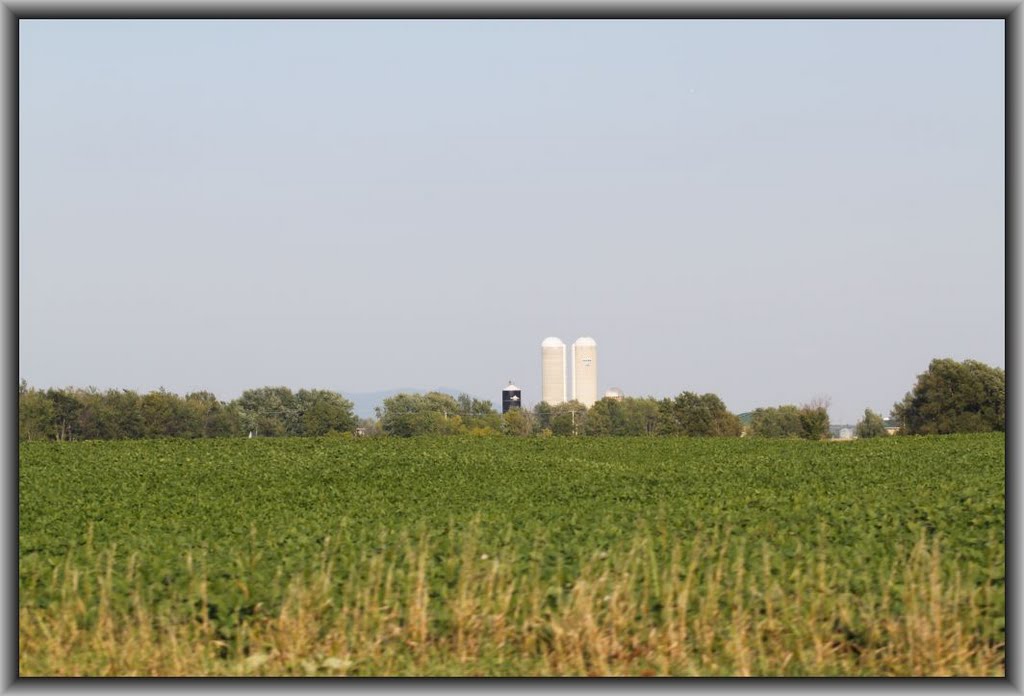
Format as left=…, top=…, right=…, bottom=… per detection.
left=532, top=402, right=554, bottom=431
left=799, top=400, right=831, bottom=441
left=710, top=410, right=743, bottom=437
left=46, top=388, right=82, bottom=441
left=376, top=392, right=464, bottom=436
left=233, top=387, right=297, bottom=437
left=74, top=388, right=115, bottom=440
left=673, top=392, right=709, bottom=435
left=501, top=408, right=532, bottom=436
left=749, top=406, right=805, bottom=438
left=141, top=389, right=199, bottom=438
left=675, top=392, right=743, bottom=437
left=619, top=397, right=659, bottom=435
left=549, top=401, right=587, bottom=436
left=457, top=393, right=502, bottom=432
left=893, top=358, right=1005, bottom=434
left=104, top=389, right=145, bottom=439
left=19, top=385, right=54, bottom=441
left=295, top=389, right=358, bottom=436
left=654, top=398, right=679, bottom=435
left=187, top=391, right=244, bottom=438
left=855, top=409, right=888, bottom=439
left=749, top=401, right=830, bottom=440
left=584, top=398, right=620, bottom=435
left=649, top=393, right=742, bottom=437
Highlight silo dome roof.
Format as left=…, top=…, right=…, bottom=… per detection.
left=503, top=383, right=521, bottom=391
left=573, top=336, right=597, bottom=347
left=541, top=337, right=565, bottom=348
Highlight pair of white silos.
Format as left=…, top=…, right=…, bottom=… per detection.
left=540, top=337, right=597, bottom=407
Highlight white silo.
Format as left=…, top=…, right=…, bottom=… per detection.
left=572, top=337, right=598, bottom=407
left=541, top=337, right=567, bottom=405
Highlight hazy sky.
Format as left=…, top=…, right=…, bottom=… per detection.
left=20, top=19, right=1004, bottom=423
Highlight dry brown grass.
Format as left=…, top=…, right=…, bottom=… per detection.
left=19, top=528, right=1004, bottom=677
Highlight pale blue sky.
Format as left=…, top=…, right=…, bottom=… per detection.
left=20, top=20, right=1004, bottom=423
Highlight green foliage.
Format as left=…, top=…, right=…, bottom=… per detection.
left=620, top=397, right=660, bottom=435
left=649, top=393, right=742, bottom=437
left=583, top=398, right=622, bottom=435
left=18, top=389, right=54, bottom=442
left=655, top=398, right=677, bottom=435
left=893, top=359, right=1005, bottom=435
left=103, top=389, right=146, bottom=439
left=799, top=405, right=831, bottom=441
left=532, top=402, right=553, bottom=431
left=236, top=387, right=298, bottom=437
left=856, top=409, right=889, bottom=439
left=18, top=383, right=744, bottom=442
left=376, top=392, right=468, bottom=437
left=585, top=396, right=676, bottom=436
left=46, top=387, right=82, bottom=441
left=547, top=394, right=741, bottom=438
left=549, top=401, right=587, bottom=436
left=142, top=388, right=200, bottom=438
left=750, top=404, right=830, bottom=440
left=19, top=434, right=1005, bottom=667
left=295, top=389, right=357, bottom=437
left=17, top=383, right=354, bottom=441
left=456, top=393, right=502, bottom=432
left=501, top=408, right=532, bottom=436
left=749, top=405, right=805, bottom=438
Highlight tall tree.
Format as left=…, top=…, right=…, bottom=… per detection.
left=549, top=401, right=586, bottom=436
left=74, top=388, right=112, bottom=440
left=376, top=392, right=464, bottom=437
left=186, top=391, right=243, bottom=438
left=141, top=389, right=199, bottom=438
left=532, top=402, right=554, bottom=432
left=584, top=398, right=623, bottom=435
left=749, top=403, right=830, bottom=440
left=502, top=408, right=532, bottom=436
left=855, top=409, right=888, bottom=439
left=46, top=388, right=82, bottom=441
left=19, top=386, right=54, bottom=441
left=749, top=406, right=805, bottom=438
left=295, top=389, right=358, bottom=436
left=799, top=403, right=831, bottom=441
left=620, top=397, right=660, bottom=435
left=654, top=398, right=679, bottom=435
left=673, top=392, right=743, bottom=437
left=234, top=387, right=297, bottom=437
left=893, top=358, right=1005, bottom=434
left=456, top=393, right=502, bottom=432
left=104, top=389, right=145, bottom=439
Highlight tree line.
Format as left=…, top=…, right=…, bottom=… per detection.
left=18, top=383, right=359, bottom=441
left=375, top=391, right=750, bottom=438
left=18, top=358, right=1004, bottom=442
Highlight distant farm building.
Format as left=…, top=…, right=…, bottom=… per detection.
left=502, top=383, right=522, bottom=413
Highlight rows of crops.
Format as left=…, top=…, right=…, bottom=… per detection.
left=19, top=434, right=1005, bottom=676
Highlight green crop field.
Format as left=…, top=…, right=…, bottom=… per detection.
left=19, top=434, right=1004, bottom=676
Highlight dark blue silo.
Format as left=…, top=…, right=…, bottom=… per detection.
left=502, top=383, right=522, bottom=413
